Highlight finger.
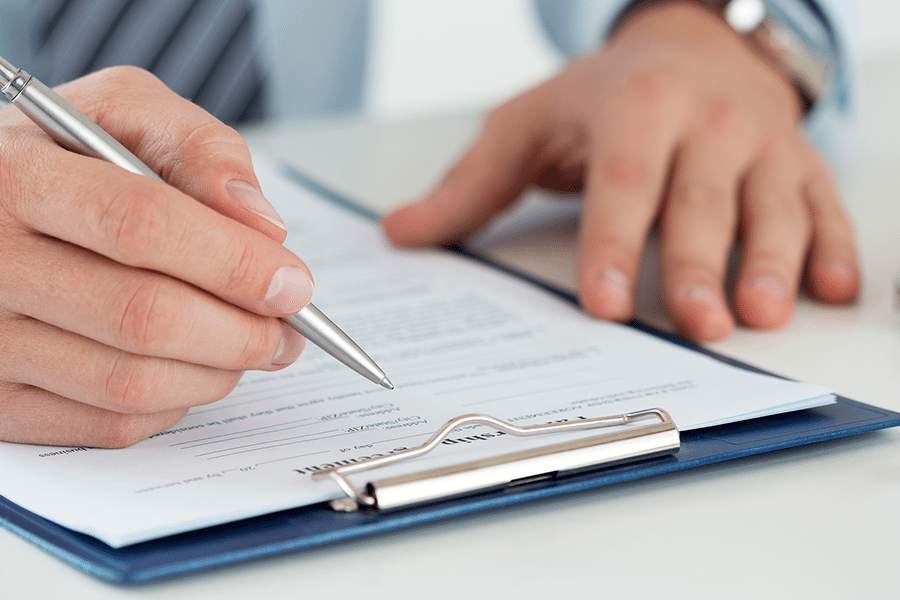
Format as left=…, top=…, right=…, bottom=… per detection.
left=0, top=315, right=246, bottom=414
left=0, top=234, right=306, bottom=371
left=6, top=142, right=314, bottom=318
left=383, top=84, right=555, bottom=245
left=0, top=383, right=186, bottom=448
left=733, top=141, right=811, bottom=328
left=578, top=73, right=689, bottom=321
left=532, top=124, right=587, bottom=193
left=55, top=67, right=286, bottom=240
left=803, top=162, right=860, bottom=303
left=661, top=104, right=757, bottom=341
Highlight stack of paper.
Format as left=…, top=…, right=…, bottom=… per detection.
left=0, top=158, right=833, bottom=547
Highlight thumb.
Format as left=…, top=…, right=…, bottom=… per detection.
left=382, top=86, right=554, bottom=246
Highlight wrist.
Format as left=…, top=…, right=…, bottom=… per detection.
left=608, top=0, right=803, bottom=120
left=609, top=1, right=733, bottom=41
left=611, top=0, right=831, bottom=114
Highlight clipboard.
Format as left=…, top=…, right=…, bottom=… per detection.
left=1, top=164, right=898, bottom=584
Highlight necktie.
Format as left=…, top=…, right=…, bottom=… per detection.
left=37, top=0, right=266, bottom=123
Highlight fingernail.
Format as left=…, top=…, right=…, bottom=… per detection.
left=747, top=274, right=787, bottom=299
left=597, top=266, right=629, bottom=289
left=678, top=283, right=733, bottom=339
left=596, top=266, right=630, bottom=299
left=698, top=311, right=733, bottom=340
left=265, top=267, right=314, bottom=314
left=273, top=323, right=306, bottom=366
left=587, top=266, right=631, bottom=317
left=821, top=261, right=855, bottom=280
left=226, top=179, right=285, bottom=230
left=678, top=282, right=719, bottom=306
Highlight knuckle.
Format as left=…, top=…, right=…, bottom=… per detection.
left=666, top=257, right=721, bottom=284
left=159, top=120, right=250, bottom=181
left=88, top=65, right=162, bottom=92
left=624, top=70, right=683, bottom=109
left=96, top=414, right=151, bottom=449
left=743, top=187, right=806, bottom=224
left=222, top=238, right=258, bottom=292
left=66, top=67, right=168, bottom=136
left=94, top=185, right=165, bottom=263
left=582, top=228, right=639, bottom=259
left=103, top=353, right=163, bottom=413
left=594, top=152, right=650, bottom=189
left=670, top=181, right=731, bottom=214
left=183, top=120, right=245, bottom=154
left=235, top=317, right=277, bottom=369
left=744, top=248, right=796, bottom=276
left=703, top=98, right=745, bottom=138
left=116, top=280, right=175, bottom=352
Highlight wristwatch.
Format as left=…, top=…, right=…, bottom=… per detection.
left=612, top=0, right=835, bottom=110
left=701, top=0, right=831, bottom=109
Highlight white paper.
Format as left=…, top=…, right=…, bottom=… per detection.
left=0, top=157, right=834, bottom=547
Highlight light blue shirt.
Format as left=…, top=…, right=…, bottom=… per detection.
left=0, top=0, right=851, bottom=158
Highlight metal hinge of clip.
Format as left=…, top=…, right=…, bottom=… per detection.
left=309, top=408, right=680, bottom=512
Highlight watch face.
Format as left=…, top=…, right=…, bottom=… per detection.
left=725, top=0, right=766, bottom=33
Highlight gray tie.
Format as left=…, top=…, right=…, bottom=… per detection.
left=37, top=0, right=266, bottom=123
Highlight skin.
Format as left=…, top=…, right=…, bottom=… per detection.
left=383, top=1, right=859, bottom=340
left=0, top=67, right=314, bottom=447
left=0, top=2, right=859, bottom=447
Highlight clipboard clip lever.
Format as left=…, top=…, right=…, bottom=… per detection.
left=311, top=408, right=680, bottom=512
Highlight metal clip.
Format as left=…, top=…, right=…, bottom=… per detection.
left=311, top=408, right=679, bottom=512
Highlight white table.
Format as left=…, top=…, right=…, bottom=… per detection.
left=4, top=56, right=899, bottom=598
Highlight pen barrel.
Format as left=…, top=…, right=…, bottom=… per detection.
left=11, top=76, right=161, bottom=181
left=285, top=304, right=388, bottom=387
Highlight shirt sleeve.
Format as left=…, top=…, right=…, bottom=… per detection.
left=0, top=1, right=41, bottom=69
left=779, top=0, right=855, bottom=167
left=532, top=0, right=632, bottom=57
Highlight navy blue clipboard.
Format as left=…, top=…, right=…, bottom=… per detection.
left=1, top=165, right=898, bottom=584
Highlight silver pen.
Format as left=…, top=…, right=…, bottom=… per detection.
left=0, top=57, right=393, bottom=390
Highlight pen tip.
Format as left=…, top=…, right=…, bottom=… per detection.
left=380, top=376, right=395, bottom=390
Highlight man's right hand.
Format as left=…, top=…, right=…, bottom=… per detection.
left=0, top=67, right=314, bottom=448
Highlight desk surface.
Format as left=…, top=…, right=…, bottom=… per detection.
left=4, top=57, right=899, bottom=598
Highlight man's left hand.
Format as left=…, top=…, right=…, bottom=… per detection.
left=382, top=1, right=858, bottom=341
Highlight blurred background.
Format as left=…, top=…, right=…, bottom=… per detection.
left=364, top=0, right=899, bottom=118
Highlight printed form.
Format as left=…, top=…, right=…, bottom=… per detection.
left=0, top=158, right=834, bottom=547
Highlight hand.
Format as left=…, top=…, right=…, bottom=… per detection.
left=0, top=67, right=314, bottom=447
left=383, top=1, right=859, bottom=341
